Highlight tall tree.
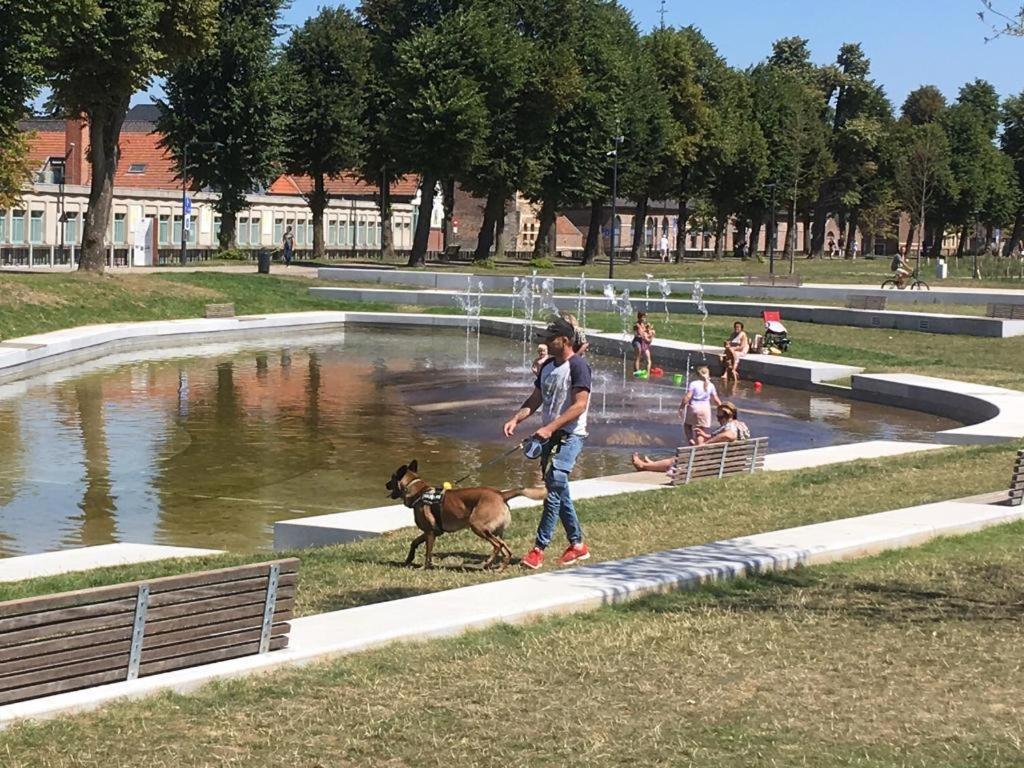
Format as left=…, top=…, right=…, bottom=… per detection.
left=280, top=8, right=370, bottom=260
left=892, top=121, right=955, bottom=262
left=901, top=85, right=947, bottom=125
left=44, top=0, right=218, bottom=271
left=0, top=2, right=53, bottom=207
left=1001, top=91, right=1024, bottom=254
left=158, top=0, right=284, bottom=250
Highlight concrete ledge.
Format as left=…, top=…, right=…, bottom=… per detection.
left=850, top=373, right=1024, bottom=444
left=317, top=266, right=1024, bottom=308
left=310, top=285, right=1024, bottom=338
left=0, top=543, right=222, bottom=583
left=763, top=440, right=944, bottom=471
left=6, top=496, right=1020, bottom=728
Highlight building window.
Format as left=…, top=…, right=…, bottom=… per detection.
left=327, top=218, right=337, bottom=246
left=113, top=212, right=126, bottom=244
left=273, top=217, right=283, bottom=244
left=0, top=210, right=7, bottom=243
left=187, top=215, right=197, bottom=245
left=305, top=219, right=313, bottom=247
left=250, top=217, right=261, bottom=246
left=30, top=210, right=44, bottom=244
left=356, top=218, right=365, bottom=247
left=237, top=217, right=249, bottom=245
left=295, top=219, right=306, bottom=246
left=213, top=216, right=221, bottom=241
left=173, top=215, right=183, bottom=245
left=159, top=215, right=170, bottom=245
left=340, top=218, right=349, bottom=247
left=64, top=212, right=79, bottom=244
left=127, top=163, right=147, bottom=174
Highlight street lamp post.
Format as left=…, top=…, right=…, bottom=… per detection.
left=54, top=143, right=74, bottom=268
left=608, top=133, right=624, bottom=281
left=972, top=211, right=981, bottom=280
left=180, top=144, right=190, bottom=266
left=765, top=182, right=777, bottom=275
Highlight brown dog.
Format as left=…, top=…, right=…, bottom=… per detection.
left=386, top=460, right=545, bottom=570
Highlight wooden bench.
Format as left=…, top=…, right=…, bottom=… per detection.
left=204, top=303, right=235, bottom=319
left=744, top=275, right=804, bottom=288
left=987, top=303, right=1024, bottom=320
left=670, top=437, right=768, bottom=485
left=847, top=294, right=887, bottom=311
left=0, top=559, right=297, bottom=706
left=1011, top=449, right=1023, bottom=507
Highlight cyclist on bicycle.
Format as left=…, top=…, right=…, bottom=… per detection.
left=889, top=246, right=912, bottom=288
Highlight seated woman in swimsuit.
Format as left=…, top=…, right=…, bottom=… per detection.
left=631, top=402, right=751, bottom=472
left=720, top=321, right=749, bottom=381
left=631, top=311, right=653, bottom=372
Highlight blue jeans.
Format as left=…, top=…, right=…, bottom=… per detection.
left=535, top=433, right=585, bottom=549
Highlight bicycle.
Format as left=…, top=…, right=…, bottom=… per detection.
left=880, top=269, right=929, bottom=290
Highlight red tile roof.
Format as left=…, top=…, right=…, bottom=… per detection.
left=113, top=131, right=180, bottom=190
left=268, top=173, right=420, bottom=199
left=24, top=128, right=66, bottom=171
left=555, top=215, right=583, bottom=237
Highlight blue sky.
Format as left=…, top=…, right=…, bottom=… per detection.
left=270, top=0, right=1023, bottom=109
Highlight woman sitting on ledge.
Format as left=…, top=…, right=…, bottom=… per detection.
left=720, top=321, right=749, bottom=381
left=631, top=402, right=752, bottom=473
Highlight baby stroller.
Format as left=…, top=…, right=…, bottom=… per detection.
left=761, top=310, right=791, bottom=354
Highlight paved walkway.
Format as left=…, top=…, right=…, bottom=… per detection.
left=3, top=492, right=1019, bottom=727
left=0, top=543, right=221, bottom=583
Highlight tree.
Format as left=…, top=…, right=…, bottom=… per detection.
left=44, top=0, right=218, bottom=271
left=158, top=0, right=284, bottom=251
left=1001, top=91, right=1024, bottom=254
left=979, top=1, right=1024, bottom=39
left=751, top=65, right=832, bottom=273
left=624, top=25, right=705, bottom=262
left=892, top=121, right=954, bottom=264
left=280, top=8, right=369, bottom=260
left=0, top=2, right=53, bottom=207
left=901, top=85, right=947, bottom=125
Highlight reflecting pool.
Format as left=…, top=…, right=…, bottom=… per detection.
left=0, top=327, right=958, bottom=555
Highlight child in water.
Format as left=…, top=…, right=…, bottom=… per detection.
left=531, top=343, right=549, bottom=376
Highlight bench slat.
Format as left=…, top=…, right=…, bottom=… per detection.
left=0, top=649, right=129, bottom=695
left=144, top=598, right=294, bottom=638
left=0, top=668, right=128, bottom=707
left=671, top=438, right=768, bottom=485
left=139, top=635, right=288, bottom=679
left=141, top=622, right=289, bottom=665
left=0, top=559, right=298, bottom=621
left=144, top=585, right=295, bottom=625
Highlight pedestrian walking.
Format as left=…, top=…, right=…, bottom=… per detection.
left=282, top=225, right=294, bottom=266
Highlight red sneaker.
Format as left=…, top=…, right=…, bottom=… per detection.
left=521, top=547, right=545, bottom=570
left=559, top=542, right=590, bottom=566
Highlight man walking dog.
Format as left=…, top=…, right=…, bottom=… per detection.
left=503, top=313, right=592, bottom=569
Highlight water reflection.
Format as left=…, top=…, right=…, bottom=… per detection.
left=0, top=328, right=959, bottom=556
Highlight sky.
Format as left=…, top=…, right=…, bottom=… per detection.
left=266, top=0, right=1023, bottom=109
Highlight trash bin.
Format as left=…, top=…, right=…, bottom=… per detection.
left=935, top=258, right=948, bottom=280
left=257, top=250, right=271, bottom=274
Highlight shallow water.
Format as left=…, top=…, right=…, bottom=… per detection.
left=0, top=327, right=957, bottom=555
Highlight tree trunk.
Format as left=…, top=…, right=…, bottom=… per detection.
left=630, top=196, right=648, bottom=262
left=310, top=173, right=327, bottom=260
left=533, top=199, right=556, bottom=258
left=474, top=189, right=504, bottom=261
left=441, top=177, right=455, bottom=252
left=74, top=379, right=115, bottom=545
left=788, top=196, right=798, bottom=275
left=581, top=198, right=603, bottom=265
left=218, top=209, right=237, bottom=250
left=410, top=173, right=437, bottom=267
left=844, top=208, right=860, bottom=259
left=713, top=211, right=727, bottom=260
left=955, top=224, right=969, bottom=259
left=1004, top=208, right=1024, bottom=257
left=809, top=195, right=828, bottom=258
left=674, top=199, right=687, bottom=263
left=378, top=168, right=394, bottom=259
left=493, top=198, right=508, bottom=258
left=802, top=208, right=813, bottom=255
left=749, top=218, right=762, bottom=261
left=79, top=100, right=129, bottom=272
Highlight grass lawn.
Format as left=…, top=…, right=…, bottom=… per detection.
left=2, top=514, right=1022, bottom=767
left=0, top=443, right=1016, bottom=616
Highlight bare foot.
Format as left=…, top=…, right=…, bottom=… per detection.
left=631, top=452, right=644, bottom=470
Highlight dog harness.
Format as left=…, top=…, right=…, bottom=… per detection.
left=406, top=485, right=446, bottom=534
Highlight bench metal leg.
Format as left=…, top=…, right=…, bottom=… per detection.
left=127, top=585, right=150, bottom=680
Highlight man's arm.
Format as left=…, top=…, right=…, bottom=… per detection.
left=534, top=388, right=589, bottom=440
left=503, top=387, right=542, bottom=437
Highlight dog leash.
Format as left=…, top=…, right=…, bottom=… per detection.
left=450, top=440, right=527, bottom=487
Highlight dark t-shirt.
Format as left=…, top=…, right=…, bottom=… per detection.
left=534, top=354, right=592, bottom=436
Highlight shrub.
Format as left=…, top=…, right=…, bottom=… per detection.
left=528, top=257, right=554, bottom=269
left=214, top=248, right=252, bottom=262
left=472, top=257, right=496, bottom=269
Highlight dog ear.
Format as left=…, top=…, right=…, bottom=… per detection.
left=409, top=459, right=418, bottom=473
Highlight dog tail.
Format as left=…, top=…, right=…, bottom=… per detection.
left=500, top=487, right=547, bottom=502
